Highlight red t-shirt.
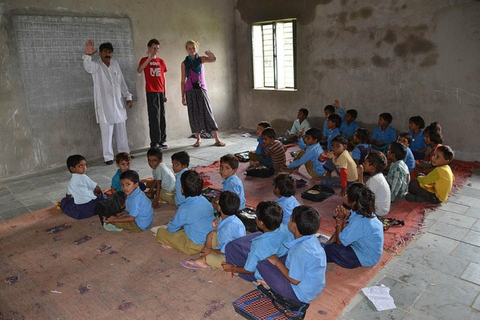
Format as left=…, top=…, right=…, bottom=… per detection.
left=139, top=57, right=167, bottom=93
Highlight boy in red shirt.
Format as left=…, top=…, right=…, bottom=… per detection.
left=137, top=39, right=168, bottom=149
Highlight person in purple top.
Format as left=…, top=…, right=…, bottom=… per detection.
left=181, top=40, right=225, bottom=148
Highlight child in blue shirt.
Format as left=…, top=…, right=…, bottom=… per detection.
left=60, top=154, right=103, bottom=220
left=323, top=183, right=384, bottom=268
left=110, top=152, right=132, bottom=194
left=181, top=191, right=246, bottom=270
left=397, top=132, right=415, bottom=173
left=214, top=154, right=246, bottom=210
left=171, top=151, right=189, bottom=207
left=371, top=112, right=397, bottom=154
left=351, top=128, right=372, bottom=165
left=274, top=173, right=300, bottom=225
left=257, top=205, right=326, bottom=304
left=155, top=170, right=215, bottom=254
left=223, top=201, right=293, bottom=282
left=249, top=121, right=271, bottom=165
left=408, top=115, right=428, bottom=160
left=326, top=114, right=342, bottom=151
left=104, top=170, right=154, bottom=232
left=339, top=109, right=360, bottom=148
left=284, top=128, right=325, bottom=178
left=321, top=104, right=335, bottom=146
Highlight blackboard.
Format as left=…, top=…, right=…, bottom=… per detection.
left=13, top=15, right=136, bottom=116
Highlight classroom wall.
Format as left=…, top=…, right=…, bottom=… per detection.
left=0, top=0, right=237, bottom=180
left=234, top=0, right=480, bottom=161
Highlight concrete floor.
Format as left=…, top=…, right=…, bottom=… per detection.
left=0, top=129, right=479, bottom=319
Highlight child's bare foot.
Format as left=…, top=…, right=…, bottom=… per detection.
left=161, top=244, right=172, bottom=249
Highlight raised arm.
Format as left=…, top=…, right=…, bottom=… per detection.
left=137, top=50, right=154, bottom=73
left=83, top=39, right=98, bottom=74
left=200, top=50, right=216, bottom=63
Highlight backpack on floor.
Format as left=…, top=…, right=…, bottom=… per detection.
left=246, top=166, right=274, bottom=178
left=236, top=208, right=258, bottom=233
left=301, top=185, right=335, bottom=202
left=94, top=192, right=126, bottom=218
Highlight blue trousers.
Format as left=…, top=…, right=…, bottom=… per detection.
left=225, top=232, right=262, bottom=282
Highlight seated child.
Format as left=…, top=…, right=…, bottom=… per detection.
left=171, top=151, right=189, bottom=207
left=285, top=108, right=311, bottom=142
left=257, top=205, right=326, bottom=304
left=321, top=104, right=336, bottom=146
left=103, top=170, right=154, bottom=232
left=339, top=109, right=360, bottom=148
left=248, top=121, right=271, bottom=164
left=180, top=191, right=246, bottom=270
left=397, top=132, right=415, bottom=173
left=408, top=115, right=428, bottom=160
left=155, top=170, right=215, bottom=254
left=416, top=122, right=443, bottom=173
left=284, top=128, right=325, bottom=178
left=357, top=151, right=391, bottom=216
left=333, top=99, right=346, bottom=119
left=323, top=183, right=384, bottom=268
left=371, top=112, right=397, bottom=154
left=110, top=152, right=132, bottom=194
left=223, top=201, right=293, bottom=282
left=325, top=114, right=342, bottom=152
left=351, top=128, right=372, bottom=165
left=257, top=128, right=286, bottom=173
left=273, top=173, right=301, bottom=225
left=145, top=147, right=176, bottom=207
left=60, top=154, right=103, bottom=220
left=386, top=142, right=410, bottom=202
left=321, top=135, right=358, bottom=196
left=406, top=145, right=454, bottom=204
left=215, top=154, right=246, bottom=210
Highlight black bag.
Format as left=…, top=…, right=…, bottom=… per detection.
left=246, top=166, right=274, bottom=178
left=232, top=284, right=309, bottom=320
left=193, top=81, right=202, bottom=89
left=236, top=208, right=258, bottom=233
left=94, top=192, right=126, bottom=219
left=378, top=217, right=405, bottom=231
left=235, top=151, right=250, bottom=162
left=301, top=185, right=335, bottom=202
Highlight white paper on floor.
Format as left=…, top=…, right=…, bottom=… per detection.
left=361, top=284, right=396, bottom=311
left=241, top=132, right=252, bottom=137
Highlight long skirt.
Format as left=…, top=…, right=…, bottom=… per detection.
left=185, top=88, right=219, bottom=133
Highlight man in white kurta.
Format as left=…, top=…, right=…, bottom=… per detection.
left=83, top=40, right=133, bottom=164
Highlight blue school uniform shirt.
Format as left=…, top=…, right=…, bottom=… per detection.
left=255, top=136, right=264, bottom=155
left=339, top=210, right=384, bottom=267
left=351, top=143, right=371, bottom=163
left=286, top=235, right=327, bottom=303
left=167, top=196, right=215, bottom=244
left=125, top=187, right=154, bottom=230
left=336, top=106, right=346, bottom=119
left=403, top=146, right=415, bottom=172
left=287, top=143, right=325, bottom=176
left=223, top=174, right=246, bottom=209
left=174, top=168, right=188, bottom=206
left=111, top=169, right=122, bottom=192
left=216, top=215, right=246, bottom=253
left=275, top=196, right=301, bottom=225
left=327, top=128, right=340, bottom=151
left=339, top=121, right=360, bottom=138
left=408, top=129, right=427, bottom=153
left=372, top=125, right=397, bottom=144
left=244, top=224, right=294, bottom=279
left=322, top=119, right=330, bottom=138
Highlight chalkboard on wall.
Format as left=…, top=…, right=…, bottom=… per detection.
left=13, top=15, right=136, bottom=116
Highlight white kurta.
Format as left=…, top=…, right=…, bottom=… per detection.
left=82, top=54, right=132, bottom=124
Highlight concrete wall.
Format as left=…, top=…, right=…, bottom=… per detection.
left=234, top=0, right=480, bottom=161
left=0, top=0, right=237, bottom=180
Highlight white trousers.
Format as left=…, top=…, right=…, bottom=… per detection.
left=99, top=121, right=130, bottom=162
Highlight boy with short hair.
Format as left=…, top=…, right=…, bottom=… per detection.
left=104, top=170, right=154, bottom=232
left=371, top=112, right=397, bottom=154
left=351, top=128, right=372, bottom=165
left=171, top=151, right=190, bottom=207
left=321, top=135, right=358, bottom=196
left=216, top=154, right=246, bottom=210
left=274, top=173, right=301, bottom=225
left=339, top=109, right=359, bottom=139
left=285, top=108, right=311, bottom=142
left=322, top=104, right=336, bottom=143
left=257, top=205, right=326, bottom=304
left=137, top=39, right=168, bottom=149
left=223, top=201, right=294, bottom=282
left=397, top=132, right=415, bottom=173
left=146, top=147, right=176, bottom=207
left=386, top=142, right=410, bottom=202
left=155, top=170, right=215, bottom=254
left=284, top=128, right=325, bottom=178
left=110, top=152, right=132, bottom=194
left=260, top=128, right=286, bottom=173
left=357, top=151, right=391, bottom=216
left=249, top=121, right=271, bottom=165
left=181, top=191, right=246, bottom=270
left=325, top=114, right=342, bottom=151
left=60, top=154, right=103, bottom=220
